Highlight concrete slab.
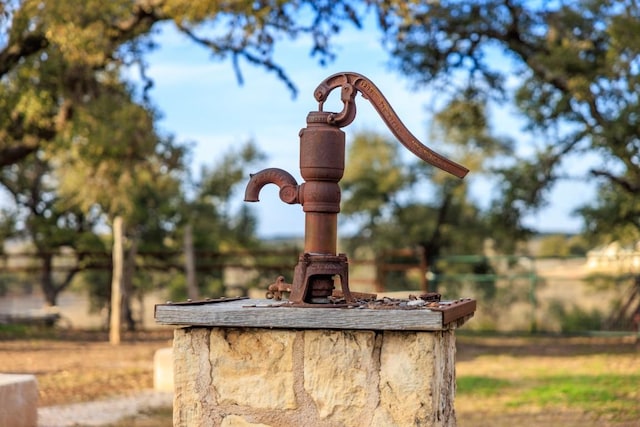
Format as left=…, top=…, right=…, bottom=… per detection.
left=0, top=373, right=38, bottom=427
left=153, top=347, right=174, bottom=392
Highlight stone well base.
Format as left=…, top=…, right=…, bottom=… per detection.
left=0, top=374, right=38, bottom=427
left=173, top=327, right=456, bottom=427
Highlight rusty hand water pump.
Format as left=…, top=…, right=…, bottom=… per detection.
left=244, top=72, right=469, bottom=306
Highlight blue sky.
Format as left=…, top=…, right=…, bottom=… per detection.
left=141, top=19, right=595, bottom=238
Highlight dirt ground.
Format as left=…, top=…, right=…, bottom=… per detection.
left=0, top=328, right=174, bottom=407
left=1, top=328, right=638, bottom=426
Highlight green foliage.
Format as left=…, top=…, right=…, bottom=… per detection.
left=187, top=141, right=265, bottom=252
left=0, top=152, right=109, bottom=305
left=537, top=234, right=589, bottom=257
left=548, top=300, right=604, bottom=332
left=342, top=123, right=521, bottom=291
left=73, top=269, right=111, bottom=314
left=342, top=133, right=409, bottom=213
left=0, top=206, right=17, bottom=243
left=0, top=0, right=367, bottom=166
left=578, top=182, right=640, bottom=245
left=583, top=272, right=634, bottom=292
left=537, top=234, right=571, bottom=257
left=381, top=0, right=640, bottom=240
left=0, top=323, right=59, bottom=340
left=165, top=272, right=224, bottom=303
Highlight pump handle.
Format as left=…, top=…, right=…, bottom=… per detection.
left=313, top=72, right=469, bottom=179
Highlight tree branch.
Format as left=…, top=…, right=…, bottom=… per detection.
left=590, top=169, right=639, bottom=194
left=0, top=33, right=49, bottom=78
left=109, top=0, right=164, bottom=42
left=0, top=144, right=39, bottom=168
left=176, top=23, right=298, bottom=97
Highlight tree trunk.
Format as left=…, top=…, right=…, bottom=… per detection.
left=38, top=251, right=83, bottom=308
left=419, top=189, right=454, bottom=293
left=122, top=232, right=139, bottom=331
left=184, top=224, right=199, bottom=300
left=40, top=252, right=57, bottom=307
left=109, top=216, right=124, bottom=345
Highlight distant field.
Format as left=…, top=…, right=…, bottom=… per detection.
left=455, top=334, right=640, bottom=427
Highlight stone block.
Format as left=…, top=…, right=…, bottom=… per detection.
left=209, top=328, right=296, bottom=409
left=153, top=347, right=174, bottom=392
left=0, top=374, right=38, bottom=427
left=303, top=330, right=378, bottom=423
left=376, top=331, right=436, bottom=425
left=173, top=328, right=215, bottom=426
left=220, top=415, right=272, bottom=427
left=172, top=326, right=458, bottom=427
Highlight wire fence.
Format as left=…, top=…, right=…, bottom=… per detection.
left=1, top=248, right=639, bottom=334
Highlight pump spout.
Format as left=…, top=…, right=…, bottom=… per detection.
left=244, top=167, right=300, bottom=205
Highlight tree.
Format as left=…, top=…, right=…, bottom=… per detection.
left=2, top=0, right=289, bottom=314
left=537, top=233, right=588, bottom=257
left=341, top=131, right=412, bottom=251
left=54, top=80, right=188, bottom=328
left=172, top=141, right=265, bottom=300
left=0, top=0, right=367, bottom=167
left=7, top=1, right=636, bottom=243
left=341, top=111, right=514, bottom=291
left=578, top=183, right=640, bottom=245
left=0, top=41, right=190, bottom=313
left=0, top=154, right=105, bottom=306
left=378, top=0, right=640, bottom=239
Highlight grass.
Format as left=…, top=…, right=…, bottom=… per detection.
left=509, top=374, right=640, bottom=418
left=457, top=376, right=512, bottom=397
left=458, top=374, right=640, bottom=420
left=455, top=335, right=640, bottom=425
left=0, top=323, right=59, bottom=339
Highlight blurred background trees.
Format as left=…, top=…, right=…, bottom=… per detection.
left=1, top=0, right=639, bottom=331
left=3, top=0, right=639, bottom=247
left=0, top=0, right=365, bottom=326
left=378, top=0, right=640, bottom=245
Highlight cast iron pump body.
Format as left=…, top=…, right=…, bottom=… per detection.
left=244, top=72, right=469, bottom=305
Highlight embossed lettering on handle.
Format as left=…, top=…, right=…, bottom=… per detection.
left=313, top=72, right=469, bottom=179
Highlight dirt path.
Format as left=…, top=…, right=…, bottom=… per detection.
left=38, top=390, right=173, bottom=427
left=0, top=330, right=173, bottom=407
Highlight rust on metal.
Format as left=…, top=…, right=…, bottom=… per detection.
left=313, top=72, right=469, bottom=178
left=244, top=72, right=469, bottom=305
left=428, top=298, right=477, bottom=325
left=266, top=275, right=292, bottom=300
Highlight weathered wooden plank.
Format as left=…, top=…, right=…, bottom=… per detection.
left=154, top=298, right=474, bottom=331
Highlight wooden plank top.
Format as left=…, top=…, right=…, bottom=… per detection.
left=154, top=298, right=475, bottom=331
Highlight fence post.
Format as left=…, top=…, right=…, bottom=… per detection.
left=528, top=257, right=538, bottom=333
left=109, top=216, right=123, bottom=345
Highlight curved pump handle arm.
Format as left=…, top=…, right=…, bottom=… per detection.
left=313, top=72, right=469, bottom=179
